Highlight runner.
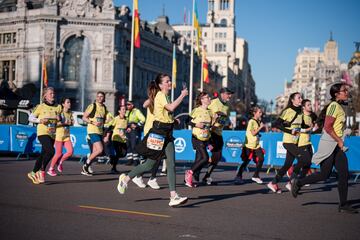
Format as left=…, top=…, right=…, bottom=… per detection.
left=291, top=83, right=358, bottom=214
left=184, top=91, right=213, bottom=187
left=202, top=87, right=233, bottom=185
left=104, top=105, right=127, bottom=174
left=47, top=97, right=74, bottom=176
left=27, top=87, right=62, bottom=184
left=81, top=91, right=108, bottom=176
left=267, top=92, right=309, bottom=193
left=234, top=106, right=265, bottom=185
left=116, top=73, right=188, bottom=207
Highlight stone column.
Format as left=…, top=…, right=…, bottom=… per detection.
left=0, top=61, right=3, bottom=82
left=9, top=60, right=14, bottom=82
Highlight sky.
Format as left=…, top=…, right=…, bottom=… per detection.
left=114, top=0, right=360, bottom=102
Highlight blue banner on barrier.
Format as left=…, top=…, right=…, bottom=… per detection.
left=10, top=125, right=41, bottom=153
left=1, top=125, right=359, bottom=172
left=0, top=125, right=10, bottom=151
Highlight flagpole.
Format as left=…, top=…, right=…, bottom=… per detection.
left=171, top=43, right=176, bottom=102
left=189, top=0, right=195, bottom=114
left=40, top=51, right=44, bottom=104
left=200, top=46, right=204, bottom=92
left=128, top=0, right=136, bottom=101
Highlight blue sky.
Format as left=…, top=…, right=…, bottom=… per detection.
left=114, top=0, right=360, bottom=102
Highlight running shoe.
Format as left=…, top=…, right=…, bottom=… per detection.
left=117, top=173, right=128, bottom=194
left=251, top=177, right=263, bottom=184
left=291, top=178, right=300, bottom=198
left=285, top=181, right=292, bottom=191
left=132, top=176, right=146, bottom=188
left=169, top=193, right=188, bottom=207
left=233, top=176, right=244, bottom=185
left=184, top=170, right=194, bottom=188
left=267, top=182, right=280, bottom=193
left=27, top=172, right=39, bottom=184
left=81, top=165, right=93, bottom=176
left=47, top=168, right=57, bottom=177
left=338, top=204, right=359, bottom=214
left=36, top=171, right=45, bottom=183
left=159, top=171, right=167, bottom=176
left=147, top=178, right=160, bottom=190
left=203, top=177, right=217, bottom=185
left=88, top=166, right=94, bottom=174
left=57, top=163, right=63, bottom=173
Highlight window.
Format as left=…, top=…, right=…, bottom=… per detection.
left=208, top=0, right=214, bottom=11
left=215, top=43, right=226, bottom=52
left=220, top=0, right=229, bottom=10
left=0, top=32, right=16, bottom=45
left=220, top=19, right=227, bottom=27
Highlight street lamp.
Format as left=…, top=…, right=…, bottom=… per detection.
left=269, top=100, right=274, bottom=130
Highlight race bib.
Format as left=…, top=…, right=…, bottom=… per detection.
left=147, top=133, right=165, bottom=150
left=47, top=120, right=57, bottom=135
left=199, top=129, right=210, bottom=139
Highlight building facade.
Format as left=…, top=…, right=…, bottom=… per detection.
left=0, top=0, right=196, bottom=115
left=173, top=0, right=256, bottom=108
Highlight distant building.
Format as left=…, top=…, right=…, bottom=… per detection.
left=0, top=0, right=198, bottom=114
left=172, top=0, right=256, bottom=108
left=276, top=34, right=343, bottom=112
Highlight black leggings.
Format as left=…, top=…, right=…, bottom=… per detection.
left=191, top=137, right=209, bottom=174
left=298, top=146, right=349, bottom=206
left=295, top=145, right=313, bottom=179
left=33, top=135, right=55, bottom=172
left=272, top=143, right=311, bottom=184
left=111, top=141, right=127, bottom=169
left=237, top=147, right=264, bottom=178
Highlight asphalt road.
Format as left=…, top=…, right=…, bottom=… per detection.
left=0, top=156, right=359, bottom=240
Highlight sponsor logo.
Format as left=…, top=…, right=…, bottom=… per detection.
left=276, top=141, right=286, bottom=158
left=70, top=134, right=76, bottom=147
left=174, top=138, right=186, bottom=153
left=225, top=136, right=243, bottom=158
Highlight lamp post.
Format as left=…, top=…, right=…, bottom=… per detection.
left=269, top=99, right=274, bottom=130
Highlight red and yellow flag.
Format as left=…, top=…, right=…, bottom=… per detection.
left=202, top=48, right=209, bottom=84
left=42, top=57, right=48, bottom=87
left=134, top=0, right=140, bottom=48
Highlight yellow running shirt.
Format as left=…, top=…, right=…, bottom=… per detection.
left=298, top=114, right=312, bottom=147
left=110, top=116, right=128, bottom=143
left=144, top=108, right=155, bottom=136
left=32, top=103, right=62, bottom=138
left=280, top=108, right=303, bottom=144
left=55, top=111, right=73, bottom=142
left=85, top=103, right=107, bottom=135
left=244, top=119, right=261, bottom=149
left=154, top=91, right=173, bottom=123
left=190, top=107, right=212, bottom=141
left=208, top=98, right=230, bottom=136
left=326, top=101, right=345, bottom=138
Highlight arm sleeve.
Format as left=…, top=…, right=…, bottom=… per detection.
left=273, top=117, right=292, bottom=134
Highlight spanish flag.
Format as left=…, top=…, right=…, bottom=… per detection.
left=193, top=0, right=201, bottom=54
left=42, top=56, right=48, bottom=87
left=172, top=46, right=177, bottom=89
left=202, top=47, right=209, bottom=84
left=134, top=0, right=140, bottom=48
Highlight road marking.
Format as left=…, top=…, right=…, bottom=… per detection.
left=79, top=205, right=171, bottom=218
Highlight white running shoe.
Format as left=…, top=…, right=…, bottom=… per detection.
left=169, top=193, right=188, bottom=207
left=147, top=178, right=160, bottom=190
left=132, top=176, right=146, bottom=188
left=285, top=182, right=292, bottom=191
left=117, top=174, right=128, bottom=194
left=251, top=177, right=263, bottom=184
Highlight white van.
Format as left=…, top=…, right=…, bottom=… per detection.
left=16, top=109, right=86, bottom=127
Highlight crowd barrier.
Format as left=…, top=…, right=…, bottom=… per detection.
left=1, top=125, right=360, bottom=175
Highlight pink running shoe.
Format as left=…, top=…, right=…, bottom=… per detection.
left=267, top=182, right=280, bottom=193
left=57, top=163, right=63, bottom=173
left=184, top=170, right=194, bottom=188
left=47, top=168, right=57, bottom=177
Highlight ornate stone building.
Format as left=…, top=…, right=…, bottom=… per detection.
left=173, top=0, right=257, bottom=109
left=0, top=0, right=195, bottom=114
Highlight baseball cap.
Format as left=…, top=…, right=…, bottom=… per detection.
left=220, top=87, right=234, bottom=94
